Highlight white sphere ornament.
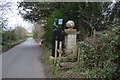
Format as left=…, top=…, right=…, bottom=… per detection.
left=66, top=20, right=75, bottom=28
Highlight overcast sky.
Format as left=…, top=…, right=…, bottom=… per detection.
left=1, top=0, right=33, bottom=32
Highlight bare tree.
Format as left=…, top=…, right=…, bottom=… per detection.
left=15, top=26, right=27, bottom=39
left=32, top=20, right=46, bottom=39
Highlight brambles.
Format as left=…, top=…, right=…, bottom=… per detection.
left=76, top=26, right=120, bottom=79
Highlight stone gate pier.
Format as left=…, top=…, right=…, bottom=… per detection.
left=64, top=20, right=77, bottom=54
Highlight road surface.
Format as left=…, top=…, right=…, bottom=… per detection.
left=2, top=38, right=46, bottom=78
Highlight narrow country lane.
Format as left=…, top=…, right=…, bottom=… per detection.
left=2, top=38, right=46, bottom=78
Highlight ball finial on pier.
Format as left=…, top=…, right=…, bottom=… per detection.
left=66, top=20, right=75, bottom=28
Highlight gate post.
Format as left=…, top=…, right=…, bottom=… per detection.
left=54, top=40, right=58, bottom=65
left=64, top=20, right=77, bottom=54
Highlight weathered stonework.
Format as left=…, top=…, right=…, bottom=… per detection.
left=65, top=29, right=77, bottom=54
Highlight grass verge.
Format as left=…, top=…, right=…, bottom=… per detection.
left=2, top=39, right=26, bottom=52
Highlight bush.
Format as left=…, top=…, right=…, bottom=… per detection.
left=76, top=26, right=120, bottom=79
left=2, top=39, right=26, bottom=52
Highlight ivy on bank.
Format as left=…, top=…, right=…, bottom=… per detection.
left=75, top=26, right=120, bottom=79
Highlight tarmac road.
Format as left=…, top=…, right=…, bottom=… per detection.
left=2, top=38, right=46, bottom=78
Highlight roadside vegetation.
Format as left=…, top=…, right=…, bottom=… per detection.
left=26, top=32, right=33, bottom=37
left=49, top=26, right=120, bottom=79
left=19, top=2, right=120, bottom=79
left=2, top=27, right=27, bottom=52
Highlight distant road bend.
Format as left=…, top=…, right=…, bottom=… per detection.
left=2, top=38, right=46, bottom=78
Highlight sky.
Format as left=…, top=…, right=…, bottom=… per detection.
left=1, top=0, right=33, bottom=32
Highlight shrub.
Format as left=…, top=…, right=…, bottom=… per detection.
left=76, top=26, right=120, bottom=79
